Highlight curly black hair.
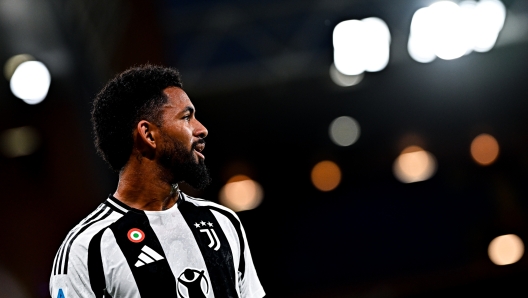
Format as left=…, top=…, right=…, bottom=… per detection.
left=91, top=64, right=183, bottom=172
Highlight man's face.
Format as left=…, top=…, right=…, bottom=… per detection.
left=157, top=87, right=211, bottom=190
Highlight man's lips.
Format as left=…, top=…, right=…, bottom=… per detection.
left=193, top=142, right=205, bottom=160
left=194, top=150, right=205, bottom=160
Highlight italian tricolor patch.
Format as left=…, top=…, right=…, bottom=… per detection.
left=128, top=228, right=145, bottom=243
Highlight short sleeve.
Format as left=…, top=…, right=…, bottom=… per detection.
left=49, top=240, right=96, bottom=298
left=238, top=224, right=266, bottom=298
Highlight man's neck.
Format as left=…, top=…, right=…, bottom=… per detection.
left=113, top=159, right=179, bottom=211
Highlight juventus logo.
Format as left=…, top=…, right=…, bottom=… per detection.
left=194, top=221, right=221, bottom=251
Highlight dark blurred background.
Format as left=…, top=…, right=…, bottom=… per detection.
left=2, top=0, right=528, bottom=297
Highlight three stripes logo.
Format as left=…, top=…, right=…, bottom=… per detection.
left=135, top=245, right=165, bottom=267
left=194, top=221, right=221, bottom=251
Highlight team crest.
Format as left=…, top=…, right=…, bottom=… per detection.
left=177, top=268, right=210, bottom=298
left=127, top=228, right=145, bottom=243
left=194, top=221, right=221, bottom=250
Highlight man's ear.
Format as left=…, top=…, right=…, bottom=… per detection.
left=135, top=120, right=159, bottom=150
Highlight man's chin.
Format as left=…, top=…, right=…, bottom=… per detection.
left=178, top=163, right=211, bottom=191
left=184, top=178, right=211, bottom=191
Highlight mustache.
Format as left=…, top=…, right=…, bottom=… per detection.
left=192, top=139, right=205, bottom=149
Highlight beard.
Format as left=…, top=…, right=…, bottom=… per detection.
left=158, top=132, right=211, bottom=190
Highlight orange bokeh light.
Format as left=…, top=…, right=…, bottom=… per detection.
left=311, top=160, right=342, bottom=191
left=488, top=234, right=524, bottom=265
left=471, top=133, right=499, bottom=166
left=219, top=175, right=263, bottom=212
left=393, top=146, right=437, bottom=183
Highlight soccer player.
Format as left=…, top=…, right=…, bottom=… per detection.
left=50, top=65, right=265, bottom=298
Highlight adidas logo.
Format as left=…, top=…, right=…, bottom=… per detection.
left=135, top=245, right=164, bottom=267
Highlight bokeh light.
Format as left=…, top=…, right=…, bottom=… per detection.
left=0, top=126, right=41, bottom=158
left=408, top=0, right=506, bottom=62
left=470, top=0, right=507, bottom=52
left=329, top=63, right=364, bottom=87
left=0, top=267, right=30, bottom=298
left=393, top=146, right=437, bottom=183
left=470, top=133, right=499, bottom=166
left=10, top=60, right=51, bottom=105
left=3, top=54, right=34, bottom=80
left=311, top=160, right=341, bottom=191
left=488, top=234, right=524, bottom=265
left=329, top=116, right=360, bottom=146
left=219, top=175, right=263, bottom=212
left=333, top=17, right=391, bottom=75
left=408, top=7, right=437, bottom=63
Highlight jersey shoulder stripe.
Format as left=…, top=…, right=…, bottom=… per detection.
left=52, top=198, right=128, bottom=276
left=182, top=192, right=241, bottom=221
left=181, top=192, right=248, bottom=278
left=87, top=228, right=111, bottom=298
left=52, top=204, right=106, bottom=275
left=104, top=195, right=132, bottom=214
left=53, top=204, right=108, bottom=275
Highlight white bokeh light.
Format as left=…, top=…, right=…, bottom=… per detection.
left=429, top=1, right=468, bottom=60
left=329, top=64, right=364, bottom=87
left=333, top=17, right=391, bottom=75
left=362, top=17, right=391, bottom=72
left=329, top=116, right=360, bottom=146
left=10, top=61, right=51, bottom=105
left=333, top=20, right=367, bottom=75
left=408, top=0, right=506, bottom=62
left=473, top=0, right=506, bottom=52
left=408, top=8, right=437, bottom=63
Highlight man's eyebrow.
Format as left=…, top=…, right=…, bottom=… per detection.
left=180, top=106, right=195, bottom=115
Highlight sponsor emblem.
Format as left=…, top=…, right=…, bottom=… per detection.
left=135, top=245, right=165, bottom=267
left=57, top=288, right=66, bottom=298
left=127, top=228, right=145, bottom=243
left=177, top=268, right=209, bottom=298
left=194, top=221, right=221, bottom=251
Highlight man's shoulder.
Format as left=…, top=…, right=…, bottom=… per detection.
left=52, top=202, right=124, bottom=276
left=180, top=192, right=240, bottom=221
left=181, top=192, right=236, bottom=212
left=67, top=203, right=124, bottom=244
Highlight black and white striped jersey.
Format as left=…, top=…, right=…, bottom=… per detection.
left=50, top=192, right=265, bottom=298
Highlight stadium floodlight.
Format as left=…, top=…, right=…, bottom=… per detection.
left=472, top=0, right=506, bottom=52
left=408, top=8, right=437, bottom=63
left=408, top=0, right=506, bottom=62
left=333, top=17, right=391, bottom=75
left=9, top=60, right=51, bottom=105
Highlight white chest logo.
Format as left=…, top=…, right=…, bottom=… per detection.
left=194, top=221, right=221, bottom=251
left=134, top=245, right=164, bottom=267
left=177, top=268, right=210, bottom=298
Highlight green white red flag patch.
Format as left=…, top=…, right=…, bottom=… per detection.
left=128, top=228, right=145, bottom=243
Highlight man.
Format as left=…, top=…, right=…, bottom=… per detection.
left=50, top=65, right=265, bottom=298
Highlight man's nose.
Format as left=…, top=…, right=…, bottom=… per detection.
left=194, top=120, right=208, bottom=139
